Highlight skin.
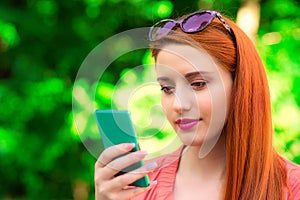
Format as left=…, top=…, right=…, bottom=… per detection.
left=94, top=143, right=157, bottom=200
left=156, top=44, right=232, bottom=153
left=94, top=44, right=233, bottom=200
left=155, top=44, right=233, bottom=199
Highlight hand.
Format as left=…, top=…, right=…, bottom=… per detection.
left=94, top=143, right=157, bottom=200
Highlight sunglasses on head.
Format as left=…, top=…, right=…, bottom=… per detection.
left=149, top=10, right=233, bottom=41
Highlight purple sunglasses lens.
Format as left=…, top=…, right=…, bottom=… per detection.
left=182, top=13, right=213, bottom=32
left=152, top=21, right=176, bottom=40
left=162, top=21, right=176, bottom=29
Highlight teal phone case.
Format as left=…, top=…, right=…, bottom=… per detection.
left=94, top=110, right=150, bottom=187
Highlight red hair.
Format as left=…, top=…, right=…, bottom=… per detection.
left=150, top=14, right=288, bottom=199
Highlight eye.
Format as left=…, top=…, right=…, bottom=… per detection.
left=161, top=86, right=175, bottom=94
left=191, top=81, right=207, bottom=90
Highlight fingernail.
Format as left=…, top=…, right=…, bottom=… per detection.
left=152, top=180, right=158, bottom=185
left=146, top=162, right=157, bottom=171
left=147, top=180, right=158, bottom=190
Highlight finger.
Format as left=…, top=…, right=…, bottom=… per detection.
left=118, top=181, right=158, bottom=199
left=95, top=162, right=158, bottom=199
left=95, top=180, right=157, bottom=200
left=101, top=151, right=148, bottom=179
left=95, top=143, right=135, bottom=168
left=112, top=169, right=148, bottom=189
left=127, top=161, right=158, bottom=176
left=109, top=161, right=158, bottom=190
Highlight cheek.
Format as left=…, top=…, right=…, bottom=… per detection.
left=161, top=96, right=171, bottom=115
left=196, top=93, right=212, bottom=116
left=225, top=87, right=232, bottom=111
left=161, top=96, right=176, bottom=127
left=209, top=83, right=232, bottom=122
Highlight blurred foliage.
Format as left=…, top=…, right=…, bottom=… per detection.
left=0, top=0, right=299, bottom=199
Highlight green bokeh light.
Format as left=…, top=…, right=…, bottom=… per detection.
left=86, top=5, right=101, bottom=18
left=154, top=1, right=173, bottom=18
left=0, top=20, right=20, bottom=48
left=35, top=0, right=58, bottom=15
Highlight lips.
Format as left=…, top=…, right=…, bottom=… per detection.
left=175, top=118, right=201, bottom=130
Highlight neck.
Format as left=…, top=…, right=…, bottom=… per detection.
left=178, top=134, right=227, bottom=181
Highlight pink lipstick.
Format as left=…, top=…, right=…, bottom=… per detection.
left=176, top=118, right=200, bottom=130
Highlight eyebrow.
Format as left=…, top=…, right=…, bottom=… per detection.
left=157, top=77, right=170, bottom=82
left=157, top=71, right=213, bottom=82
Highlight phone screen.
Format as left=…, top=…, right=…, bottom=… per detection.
left=94, top=110, right=150, bottom=187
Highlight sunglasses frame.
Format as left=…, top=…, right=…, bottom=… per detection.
left=149, top=10, right=233, bottom=41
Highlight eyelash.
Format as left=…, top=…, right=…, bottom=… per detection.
left=191, top=81, right=207, bottom=90
left=161, top=86, right=175, bottom=94
left=160, top=81, right=207, bottom=94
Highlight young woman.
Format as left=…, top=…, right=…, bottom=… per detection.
left=94, top=10, right=300, bottom=200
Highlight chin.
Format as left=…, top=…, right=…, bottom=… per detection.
left=177, top=133, right=205, bottom=147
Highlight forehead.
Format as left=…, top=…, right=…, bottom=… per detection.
left=155, top=44, right=220, bottom=75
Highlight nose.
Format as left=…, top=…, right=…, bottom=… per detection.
left=173, top=88, right=192, bottom=114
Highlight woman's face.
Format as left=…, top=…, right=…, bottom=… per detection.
left=155, top=44, right=233, bottom=154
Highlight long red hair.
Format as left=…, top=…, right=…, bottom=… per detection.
left=150, top=13, right=288, bottom=199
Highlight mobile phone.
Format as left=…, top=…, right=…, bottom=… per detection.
left=94, top=109, right=150, bottom=187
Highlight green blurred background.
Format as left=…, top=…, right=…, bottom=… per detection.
left=0, top=0, right=300, bottom=199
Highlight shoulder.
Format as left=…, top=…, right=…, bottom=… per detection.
left=284, top=158, right=300, bottom=199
